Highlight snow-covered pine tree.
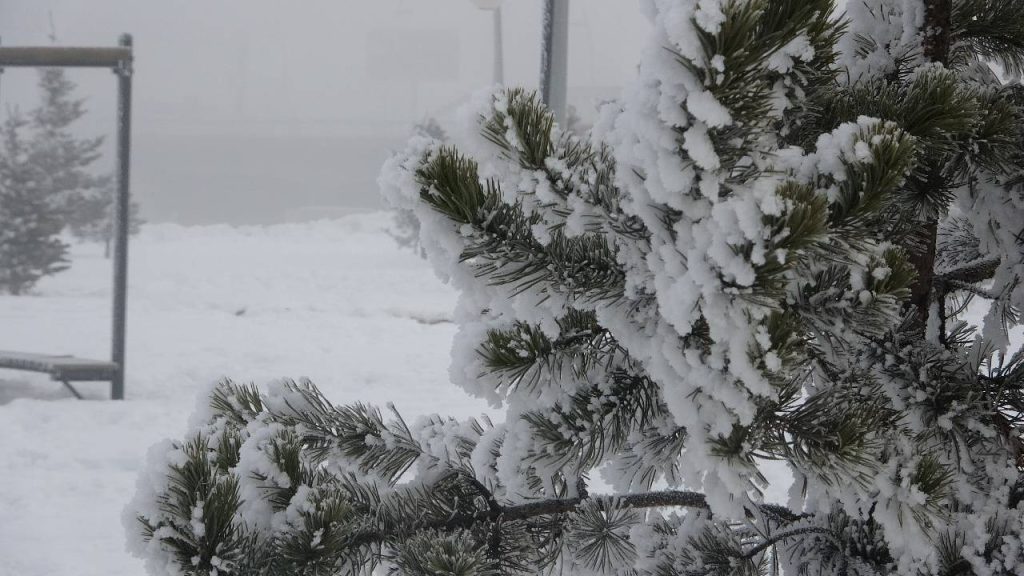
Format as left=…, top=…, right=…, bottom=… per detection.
left=127, top=1, right=1024, bottom=574
left=0, top=111, right=69, bottom=294
left=29, top=67, right=130, bottom=243
left=391, top=119, right=451, bottom=256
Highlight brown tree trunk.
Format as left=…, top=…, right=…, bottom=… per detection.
left=908, top=220, right=938, bottom=327
left=922, top=0, right=952, bottom=64
left=908, top=0, right=952, bottom=328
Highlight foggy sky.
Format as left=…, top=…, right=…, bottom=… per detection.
left=0, top=1, right=650, bottom=223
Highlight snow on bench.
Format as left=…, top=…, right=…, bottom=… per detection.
left=0, top=351, right=119, bottom=399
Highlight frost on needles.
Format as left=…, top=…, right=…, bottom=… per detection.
left=126, top=0, right=1024, bottom=574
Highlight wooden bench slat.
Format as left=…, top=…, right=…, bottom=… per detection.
left=0, top=351, right=118, bottom=381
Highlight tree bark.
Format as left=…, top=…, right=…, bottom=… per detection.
left=908, top=0, right=953, bottom=328
left=909, top=220, right=938, bottom=326
left=922, top=0, right=952, bottom=64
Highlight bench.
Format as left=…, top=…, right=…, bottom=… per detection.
left=0, top=38, right=134, bottom=401
left=0, top=351, right=119, bottom=399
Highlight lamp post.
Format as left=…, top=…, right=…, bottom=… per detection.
left=540, top=0, right=568, bottom=123
left=471, top=0, right=504, bottom=85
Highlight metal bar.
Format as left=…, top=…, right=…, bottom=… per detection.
left=540, top=0, right=553, bottom=104
left=548, top=0, right=569, bottom=122
left=539, top=0, right=568, bottom=122
left=110, top=34, right=133, bottom=400
left=0, top=46, right=131, bottom=68
left=60, top=380, right=84, bottom=400
left=493, top=8, right=504, bottom=85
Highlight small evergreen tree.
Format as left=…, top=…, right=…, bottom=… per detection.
left=128, top=1, right=1024, bottom=574
left=29, top=68, right=106, bottom=217
left=30, top=67, right=140, bottom=249
left=0, top=111, right=68, bottom=294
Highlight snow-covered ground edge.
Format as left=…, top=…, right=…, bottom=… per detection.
left=0, top=213, right=486, bottom=576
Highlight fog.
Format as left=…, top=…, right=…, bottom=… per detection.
left=0, top=1, right=649, bottom=224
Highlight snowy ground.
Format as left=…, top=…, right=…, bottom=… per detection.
left=0, top=213, right=491, bottom=576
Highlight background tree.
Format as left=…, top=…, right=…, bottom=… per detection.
left=63, top=177, right=143, bottom=258
left=0, top=111, right=68, bottom=294
left=128, top=1, right=1024, bottom=575
left=30, top=66, right=141, bottom=253
left=29, top=67, right=106, bottom=221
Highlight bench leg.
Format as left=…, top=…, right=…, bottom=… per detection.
left=60, top=380, right=84, bottom=400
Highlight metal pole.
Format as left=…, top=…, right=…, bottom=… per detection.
left=540, top=0, right=568, bottom=122
left=493, top=8, right=504, bottom=85
left=111, top=33, right=132, bottom=400
left=540, top=0, right=553, bottom=104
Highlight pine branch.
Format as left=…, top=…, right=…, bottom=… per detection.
left=741, top=526, right=836, bottom=560
left=337, top=482, right=819, bottom=567
left=343, top=488, right=732, bottom=552
left=500, top=490, right=710, bottom=522
left=934, top=255, right=1000, bottom=286
left=478, top=309, right=622, bottom=396
left=521, top=368, right=671, bottom=471
left=415, top=147, right=626, bottom=302
left=460, top=471, right=502, bottom=516
left=952, top=0, right=1024, bottom=75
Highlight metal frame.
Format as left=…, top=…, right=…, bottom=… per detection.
left=0, top=35, right=134, bottom=399
left=540, top=0, right=568, bottom=122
